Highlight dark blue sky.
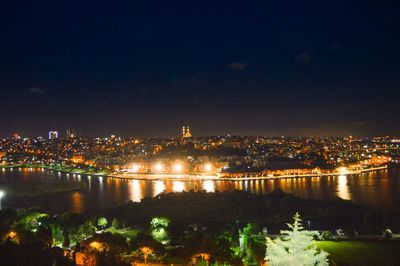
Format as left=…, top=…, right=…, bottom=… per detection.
left=1, top=1, right=399, bottom=137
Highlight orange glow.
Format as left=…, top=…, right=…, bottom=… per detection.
left=89, top=241, right=104, bottom=251
left=131, top=164, right=140, bottom=173
left=154, top=162, right=164, bottom=172
left=204, top=163, right=213, bottom=172
left=7, top=231, right=17, bottom=239
left=173, top=162, right=183, bottom=172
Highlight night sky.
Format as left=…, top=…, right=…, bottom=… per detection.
left=1, top=1, right=399, bottom=138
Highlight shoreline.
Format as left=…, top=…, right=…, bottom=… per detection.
left=0, top=164, right=109, bottom=177
left=1, top=164, right=391, bottom=181
left=107, top=165, right=389, bottom=181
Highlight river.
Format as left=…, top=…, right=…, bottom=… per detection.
left=1, top=167, right=400, bottom=215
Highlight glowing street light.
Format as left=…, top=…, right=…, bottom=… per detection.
left=0, top=190, right=4, bottom=210
left=173, top=162, right=183, bottom=173
left=204, top=163, right=213, bottom=172
left=131, top=164, right=140, bottom=173
left=154, top=162, right=164, bottom=172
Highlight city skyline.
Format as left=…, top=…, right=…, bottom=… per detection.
left=3, top=127, right=400, bottom=139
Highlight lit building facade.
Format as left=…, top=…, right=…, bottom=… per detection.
left=182, top=126, right=192, bottom=139
left=48, top=131, right=59, bottom=140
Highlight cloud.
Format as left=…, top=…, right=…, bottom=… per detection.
left=28, top=87, right=45, bottom=94
left=294, top=52, right=311, bottom=64
left=227, top=61, right=249, bottom=70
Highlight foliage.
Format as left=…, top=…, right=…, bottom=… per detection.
left=111, top=190, right=370, bottom=233
left=97, top=217, right=108, bottom=230
left=132, top=232, right=164, bottom=255
left=0, top=242, right=67, bottom=266
left=140, top=246, right=154, bottom=263
left=0, top=208, right=17, bottom=234
left=238, top=223, right=263, bottom=265
left=111, top=218, right=121, bottom=229
left=58, top=212, right=85, bottom=247
left=150, top=217, right=170, bottom=245
left=265, top=212, right=329, bottom=266
left=151, top=217, right=170, bottom=228
left=77, top=219, right=96, bottom=240
left=84, top=232, right=129, bottom=266
left=17, top=209, right=48, bottom=231
left=0, top=191, right=392, bottom=265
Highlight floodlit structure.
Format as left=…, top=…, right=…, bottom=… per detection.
left=131, top=164, right=140, bottom=173
left=204, top=163, right=213, bottom=172
left=48, top=131, right=59, bottom=140
left=153, top=162, right=164, bottom=172
left=173, top=162, right=184, bottom=173
left=181, top=126, right=192, bottom=139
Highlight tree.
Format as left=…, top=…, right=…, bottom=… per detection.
left=239, top=223, right=263, bottom=266
left=111, top=218, right=121, bottom=229
left=97, top=217, right=108, bottom=230
left=84, top=233, right=129, bottom=266
left=140, top=246, right=154, bottom=264
left=58, top=212, right=84, bottom=247
left=150, top=217, right=170, bottom=245
left=265, top=213, right=329, bottom=266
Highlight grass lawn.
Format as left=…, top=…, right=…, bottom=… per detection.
left=317, top=241, right=400, bottom=266
left=105, top=227, right=139, bottom=240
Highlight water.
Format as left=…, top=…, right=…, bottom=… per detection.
left=1, top=167, right=400, bottom=215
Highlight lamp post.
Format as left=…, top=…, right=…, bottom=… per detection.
left=0, top=190, right=4, bottom=210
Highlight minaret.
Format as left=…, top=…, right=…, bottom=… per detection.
left=182, top=126, right=186, bottom=139
left=186, top=126, right=192, bottom=138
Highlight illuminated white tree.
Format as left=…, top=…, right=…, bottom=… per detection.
left=265, top=213, right=329, bottom=266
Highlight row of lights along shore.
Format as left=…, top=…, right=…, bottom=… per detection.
left=129, top=162, right=214, bottom=173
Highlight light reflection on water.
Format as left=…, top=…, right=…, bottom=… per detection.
left=172, top=181, right=185, bottom=192
left=0, top=168, right=399, bottom=215
left=153, top=181, right=166, bottom=196
left=337, top=175, right=351, bottom=200
left=130, top=180, right=142, bottom=202
left=202, top=180, right=215, bottom=193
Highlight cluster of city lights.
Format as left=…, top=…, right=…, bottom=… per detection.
left=128, top=162, right=214, bottom=174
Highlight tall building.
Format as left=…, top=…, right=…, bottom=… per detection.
left=181, top=126, right=192, bottom=139
left=66, top=129, right=76, bottom=139
left=48, top=131, right=59, bottom=140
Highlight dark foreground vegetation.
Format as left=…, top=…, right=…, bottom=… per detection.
left=0, top=190, right=398, bottom=265
left=110, top=189, right=385, bottom=234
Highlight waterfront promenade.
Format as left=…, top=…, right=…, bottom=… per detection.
left=108, top=165, right=388, bottom=181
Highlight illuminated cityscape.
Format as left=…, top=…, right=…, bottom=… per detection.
left=1, top=0, right=400, bottom=265
left=1, top=127, right=398, bottom=180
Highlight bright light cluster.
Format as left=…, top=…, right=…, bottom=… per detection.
left=131, top=164, right=140, bottom=173
left=173, top=162, right=183, bottom=173
left=204, top=163, right=213, bottom=172
left=154, top=163, right=164, bottom=172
